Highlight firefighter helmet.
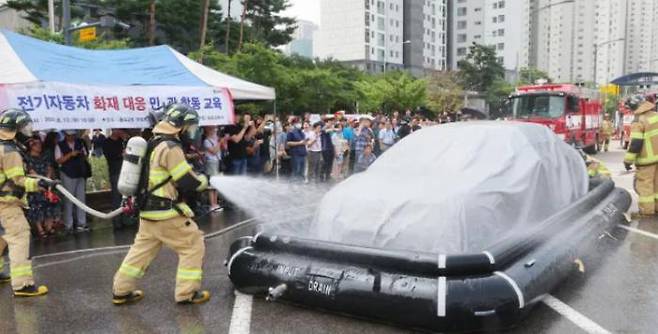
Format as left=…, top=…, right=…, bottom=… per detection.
left=0, top=109, right=33, bottom=137
left=161, top=104, right=200, bottom=140
left=625, top=95, right=646, bottom=111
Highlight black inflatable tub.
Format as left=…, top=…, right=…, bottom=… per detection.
left=226, top=179, right=631, bottom=332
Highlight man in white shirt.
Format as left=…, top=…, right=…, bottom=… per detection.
left=306, top=122, right=323, bottom=183
left=378, top=121, right=397, bottom=152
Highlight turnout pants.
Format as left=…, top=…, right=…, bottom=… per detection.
left=113, top=216, right=205, bottom=302
left=0, top=204, right=35, bottom=290
left=635, top=164, right=658, bottom=215
left=600, top=135, right=611, bottom=152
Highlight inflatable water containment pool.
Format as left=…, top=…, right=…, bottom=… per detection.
left=226, top=179, right=630, bottom=332
left=220, top=122, right=632, bottom=332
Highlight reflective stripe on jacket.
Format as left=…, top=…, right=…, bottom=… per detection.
left=624, top=102, right=658, bottom=166
left=140, top=139, right=205, bottom=221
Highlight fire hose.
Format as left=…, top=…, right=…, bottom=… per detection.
left=31, top=175, right=125, bottom=220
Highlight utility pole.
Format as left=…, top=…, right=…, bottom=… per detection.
left=199, top=0, right=210, bottom=49
left=593, top=38, right=625, bottom=85
left=148, top=0, right=156, bottom=45
left=63, top=0, right=72, bottom=45
left=225, top=0, right=232, bottom=54
left=48, top=0, right=55, bottom=33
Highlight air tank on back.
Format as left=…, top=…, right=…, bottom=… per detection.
left=118, top=136, right=148, bottom=197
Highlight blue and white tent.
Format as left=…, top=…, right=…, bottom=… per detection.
left=0, top=29, right=275, bottom=100
left=0, top=30, right=274, bottom=129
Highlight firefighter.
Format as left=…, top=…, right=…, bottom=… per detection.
left=623, top=95, right=658, bottom=216
left=577, top=147, right=611, bottom=178
left=600, top=114, right=614, bottom=152
left=0, top=109, right=56, bottom=297
left=112, top=104, right=210, bottom=305
left=587, top=156, right=611, bottom=178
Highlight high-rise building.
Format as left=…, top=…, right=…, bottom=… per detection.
left=449, top=0, right=526, bottom=73
left=315, top=0, right=448, bottom=74
left=284, top=19, right=318, bottom=58
left=624, top=0, right=658, bottom=75
left=526, top=0, right=658, bottom=85
left=403, top=0, right=448, bottom=76
left=592, top=0, right=626, bottom=84
left=315, top=0, right=405, bottom=72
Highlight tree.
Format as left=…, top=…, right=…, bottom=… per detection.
left=25, top=25, right=131, bottom=49
left=457, top=43, right=505, bottom=92
left=604, top=94, right=620, bottom=117
left=8, top=0, right=227, bottom=53
left=355, top=71, right=426, bottom=113
left=426, top=72, right=464, bottom=115
left=382, top=71, right=426, bottom=112
left=486, top=79, right=515, bottom=119
left=199, top=0, right=211, bottom=49
left=518, top=67, right=552, bottom=85
left=243, top=0, right=297, bottom=48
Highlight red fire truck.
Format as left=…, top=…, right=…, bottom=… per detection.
left=507, top=84, right=603, bottom=153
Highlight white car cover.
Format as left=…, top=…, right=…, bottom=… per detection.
left=307, top=121, right=588, bottom=254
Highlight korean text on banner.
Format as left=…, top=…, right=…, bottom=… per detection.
left=0, top=82, right=235, bottom=130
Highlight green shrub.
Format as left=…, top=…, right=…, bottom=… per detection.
left=87, top=156, right=110, bottom=191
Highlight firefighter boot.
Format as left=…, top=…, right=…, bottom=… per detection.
left=0, top=258, right=9, bottom=284
left=0, top=273, right=9, bottom=284
left=177, top=290, right=211, bottom=305
left=112, top=290, right=145, bottom=305
left=14, top=285, right=48, bottom=297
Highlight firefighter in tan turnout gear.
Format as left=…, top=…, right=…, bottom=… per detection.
left=600, top=114, right=614, bottom=152
left=112, top=104, right=210, bottom=305
left=0, top=109, right=57, bottom=297
left=624, top=95, right=658, bottom=216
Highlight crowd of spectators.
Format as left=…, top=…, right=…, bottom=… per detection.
left=23, top=108, right=468, bottom=240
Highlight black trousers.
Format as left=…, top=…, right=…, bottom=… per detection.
left=321, top=151, right=334, bottom=182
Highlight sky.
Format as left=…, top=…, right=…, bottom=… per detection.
left=283, top=0, right=321, bottom=26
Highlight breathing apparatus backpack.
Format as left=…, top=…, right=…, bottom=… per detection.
left=118, top=135, right=182, bottom=215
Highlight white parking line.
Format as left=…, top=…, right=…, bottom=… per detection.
left=617, top=224, right=658, bottom=241
left=229, top=291, right=253, bottom=334
left=542, top=295, right=611, bottom=334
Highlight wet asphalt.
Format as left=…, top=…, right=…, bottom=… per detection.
left=1, top=145, right=658, bottom=333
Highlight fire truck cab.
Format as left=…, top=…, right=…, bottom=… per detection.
left=508, top=84, right=603, bottom=154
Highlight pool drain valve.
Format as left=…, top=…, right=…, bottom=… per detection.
left=266, top=284, right=288, bottom=301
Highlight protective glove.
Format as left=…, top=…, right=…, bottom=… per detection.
left=121, top=197, right=137, bottom=216
left=624, top=162, right=633, bottom=171
left=38, top=179, right=60, bottom=189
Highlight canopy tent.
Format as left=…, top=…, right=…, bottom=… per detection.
left=0, top=29, right=275, bottom=129
left=0, top=29, right=275, bottom=100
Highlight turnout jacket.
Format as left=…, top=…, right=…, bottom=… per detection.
left=624, top=101, right=658, bottom=166
left=140, top=138, right=208, bottom=221
left=0, top=142, right=39, bottom=206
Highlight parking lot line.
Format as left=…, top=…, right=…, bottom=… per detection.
left=229, top=290, right=253, bottom=334
left=617, top=224, right=658, bottom=241
left=542, top=295, right=611, bottom=334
